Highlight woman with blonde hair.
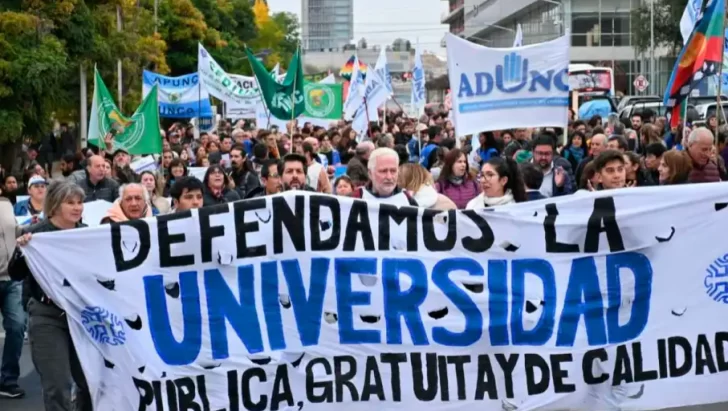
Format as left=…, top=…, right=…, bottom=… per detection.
left=398, top=163, right=456, bottom=210
left=139, top=171, right=171, bottom=215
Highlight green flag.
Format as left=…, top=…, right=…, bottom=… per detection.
left=246, top=47, right=305, bottom=120
left=88, top=68, right=162, bottom=155
left=303, top=82, right=342, bottom=120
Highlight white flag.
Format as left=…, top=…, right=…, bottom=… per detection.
left=343, top=55, right=365, bottom=120
left=680, top=0, right=703, bottom=44
left=411, top=45, right=426, bottom=113
left=513, top=23, right=524, bottom=47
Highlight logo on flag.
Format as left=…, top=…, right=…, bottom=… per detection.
left=81, top=306, right=126, bottom=346
left=305, top=84, right=336, bottom=117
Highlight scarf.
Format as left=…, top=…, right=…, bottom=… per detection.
left=482, top=189, right=515, bottom=207
left=448, top=176, right=464, bottom=186
left=103, top=199, right=152, bottom=223
left=568, top=146, right=585, bottom=164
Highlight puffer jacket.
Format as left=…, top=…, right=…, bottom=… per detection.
left=435, top=178, right=480, bottom=209
left=68, top=169, right=120, bottom=203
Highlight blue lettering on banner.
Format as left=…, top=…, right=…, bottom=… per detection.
left=143, top=254, right=653, bottom=366
left=457, top=52, right=568, bottom=113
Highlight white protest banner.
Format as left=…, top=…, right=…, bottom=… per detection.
left=82, top=200, right=113, bottom=227
left=187, top=167, right=207, bottom=181
left=130, top=155, right=157, bottom=173
left=445, top=33, right=570, bottom=137
left=20, top=186, right=728, bottom=410
left=197, top=43, right=258, bottom=106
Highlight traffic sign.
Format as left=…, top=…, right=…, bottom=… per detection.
left=634, top=75, right=649, bottom=93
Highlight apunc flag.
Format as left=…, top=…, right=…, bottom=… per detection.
left=142, top=71, right=213, bottom=119
left=411, top=46, right=426, bottom=112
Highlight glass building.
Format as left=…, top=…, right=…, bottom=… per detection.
left=302, top=0, right=354, bottom=51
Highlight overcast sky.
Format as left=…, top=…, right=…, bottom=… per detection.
left=267, top=0, right=449, bottom=53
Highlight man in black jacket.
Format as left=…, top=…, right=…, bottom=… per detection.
left=68, top=155, right=119, bottom=203
left=228, top=144, right=260, bottom=198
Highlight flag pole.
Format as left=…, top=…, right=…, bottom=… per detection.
left=364, top=96, right=372, bottom=138
left=291, top=42, right=300, bottom=128
left=716, top=10, right=727, bottom=145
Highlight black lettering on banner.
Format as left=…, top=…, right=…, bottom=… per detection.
left=437, top=355, right=450, bottom=401
left=334, top=355, right=360, bottom=401
left=544, top=204, right=579, bottom=253
left=176, top=376, right=201, bottom=411
left=361, top=356, right=385, bottom=401
left=273, top=196, right=305, bottom=254
left=133, top=377, right=154, bottom=410
left=241, top=367, right=267, bottom=411
left=152, top=380, right=164, bottom=410
left=270, top=364, right=294, bottom=411
left=668, top=336, right=692, bottom=378
left=228, top=370, right=240, bottom=411
left=460, top=210, right=494, bottom=253
left=233, top=199, right=267, bottom=258
left=632, top=342, right=658, bottom=382
left=448, top=355, right=471, bottom=400
left=584, top=197, right=625, bottom=253
left=342, top=201, right=375, bottom=252
left=612, top=344, right=634, bottom=385
left=310, top=196, right=341, bottom=251
left=550, top=354, right=576, bottom=393
left=111, top=219, right=151, bottom=272
left=378, top=204, right=418, bottom=251
left=657, top=339, right=668, bottom=379
left=411, top=353, right=438, bottom=401
left=197, top=375, right=210, bottom=411
left=474, top=355, right=498, bottom=400
left=525, top=354, right=550, bottom=396
left=166, top=380, right=178, bottom=411
left=716, top=332, right=728, bottom=372
left=422, top=210, right=457, bottom=252
left=494, top=354, right=519, bottom=399
left=583, top=348, right=609, bottom=385
left=198, top=203, right=228, bottom=264
left=306, top=357, right=333, bottom=403
left=158, top=211, right=194, bottom=267
left=695, top=334, right=718, bottom=375
left=380, top=353, right=406, bottom=402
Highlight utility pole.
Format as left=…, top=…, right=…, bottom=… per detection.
left=650, top=0, right=655, bottom=95
left=154, top=0, right=159, bottom=34
left=80, top=64, right=87, bottom=148
left=116, top=5, right=123, bottom=109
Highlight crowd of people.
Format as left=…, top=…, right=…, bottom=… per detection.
left=0, top=106, right=726, bottom=409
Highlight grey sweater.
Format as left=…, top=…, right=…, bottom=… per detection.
left=0, top=198, right=19, bottom=281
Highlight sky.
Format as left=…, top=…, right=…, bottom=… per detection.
left=267, top=0, right=449, bottom=54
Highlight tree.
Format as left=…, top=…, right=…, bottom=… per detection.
left=631, top=0, right=688, bottom=57
left=272, top=12, right=300, bottom=64
left=0, top=10, right=69, bottom=169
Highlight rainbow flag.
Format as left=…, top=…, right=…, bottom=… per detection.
left=663, top=0, right=725, bottom=128
left=339, top=55, right=367, bottom=81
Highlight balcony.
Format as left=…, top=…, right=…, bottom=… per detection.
left=441, top=0, right=465, bottom=23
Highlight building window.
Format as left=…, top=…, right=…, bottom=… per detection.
left=572, top=12, right=630, bottom=47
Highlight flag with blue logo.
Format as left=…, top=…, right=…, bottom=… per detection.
left=445, top=32, right=570, bottom=136
left=513, top=24, right=524, bottom=47
left=142, top=71, right=213, bottom=119
left=375, top=48, right=394, bottom=95
left=343, top=55, right=365, bottom=120
left=411, top=46, right=426, bottom=114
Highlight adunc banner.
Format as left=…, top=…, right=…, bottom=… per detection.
left=21, top=186, right=728, bottom=411
left=142, top=71, right=213, bottom=119
left=445, top=33, right=570, bottom=136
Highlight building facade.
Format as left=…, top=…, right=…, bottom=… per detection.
left=443, top=0, right=672, bottom=96
left=301, top=0, right=354, bottom=51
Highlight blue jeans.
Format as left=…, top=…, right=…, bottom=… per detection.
left=0, top=280, right=27, bottom=386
